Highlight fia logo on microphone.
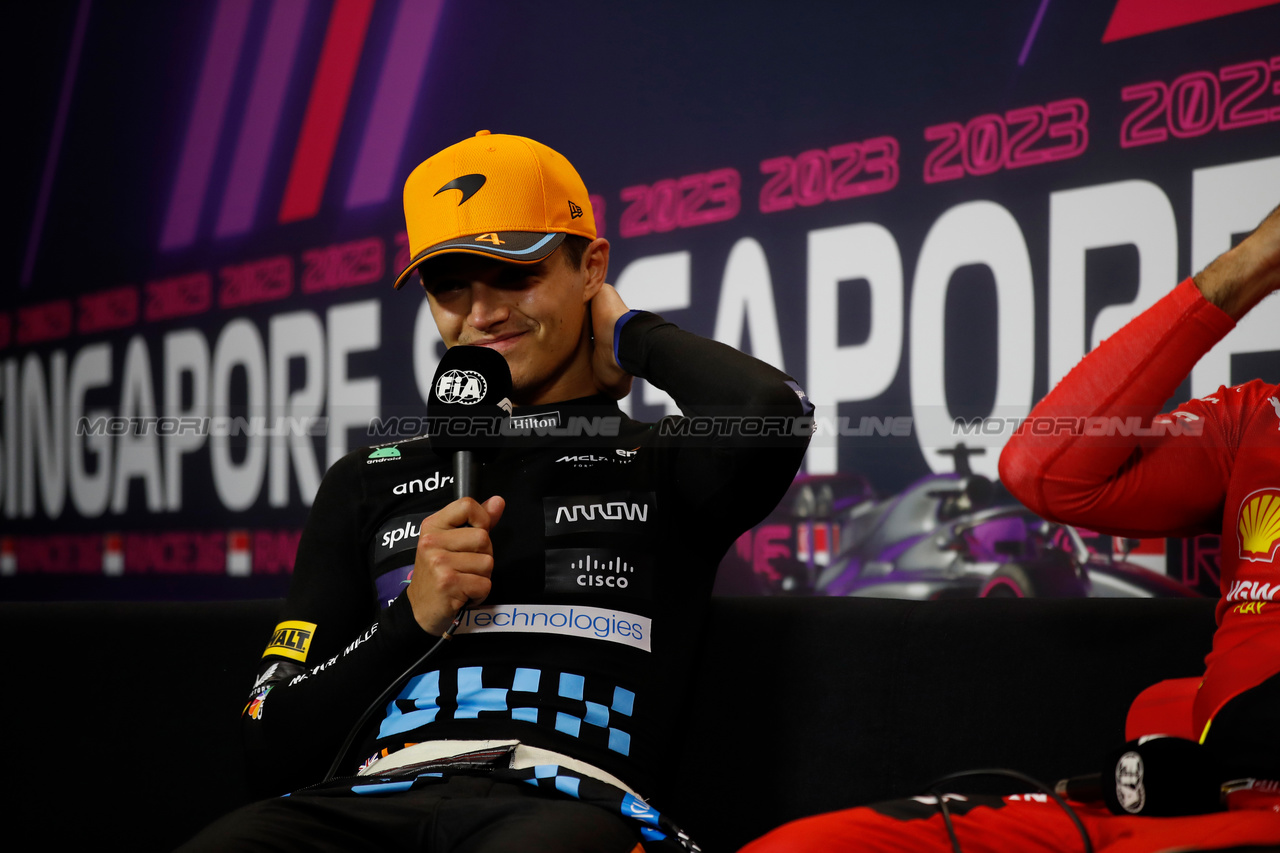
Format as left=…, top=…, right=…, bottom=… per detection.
left=436, top=369, right=487, bottom=404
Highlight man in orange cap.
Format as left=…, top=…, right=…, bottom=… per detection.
left=179, top=132, right=812, bottom=852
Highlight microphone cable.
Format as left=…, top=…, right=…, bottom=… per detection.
left=320, top=488, right=488, bottom=783
left=923, top=768, right=1094, bottom=853
left=320, top=343, right=510, bottom=783
left=322, top=608, right=466, bottom=783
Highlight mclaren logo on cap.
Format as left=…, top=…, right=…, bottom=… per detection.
left=435, top=174, right=487, bottom=205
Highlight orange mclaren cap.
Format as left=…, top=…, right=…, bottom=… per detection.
left=393, top=130, right=597, bottom=289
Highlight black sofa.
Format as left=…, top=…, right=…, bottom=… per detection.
left=3, top=596, right=1216, bottom=851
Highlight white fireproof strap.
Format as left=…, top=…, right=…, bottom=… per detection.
left=357, top=738, right=644, bottom=798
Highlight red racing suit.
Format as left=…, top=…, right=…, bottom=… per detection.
left=739, top=280, right=1280, bottom=853
left=999, top=278, right=1280, bottom=744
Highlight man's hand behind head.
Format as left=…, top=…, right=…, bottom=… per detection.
left=590, top=283, right=634, bottom=400
left=407, top=495, right=506, bottom=636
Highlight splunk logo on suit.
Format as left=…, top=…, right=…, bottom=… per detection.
left=544, top=548, right=653, bottom=598
left=376, top=514, right=427, bottom=554
left=544, top=492, right=656, bottom=535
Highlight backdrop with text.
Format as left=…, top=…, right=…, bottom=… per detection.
left=4, top=0, right=1278, bottom=599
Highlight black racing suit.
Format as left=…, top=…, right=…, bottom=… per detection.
left=240, top=311, right=812, bottom=845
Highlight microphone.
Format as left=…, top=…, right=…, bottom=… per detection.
left=1064, top=736, right=1227, bottom=816
left=323, top=346, right=514, bottom=782
left=1054, top=774, right=1104, bottom=805
left=425, top=345, right=513, bottom=500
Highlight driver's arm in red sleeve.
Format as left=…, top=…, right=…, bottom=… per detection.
left=998, top=279, right=1238, bottom=538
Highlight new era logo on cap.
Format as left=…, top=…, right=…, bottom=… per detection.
left=393, top=131, right=597, bottom=289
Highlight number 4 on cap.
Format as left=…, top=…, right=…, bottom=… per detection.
left=475, top=233, right=506, bottom=245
